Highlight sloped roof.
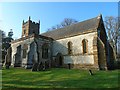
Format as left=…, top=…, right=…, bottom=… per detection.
left=11, top=34, right=53, bottom=44
left=42, top=15, right=102, bottom=40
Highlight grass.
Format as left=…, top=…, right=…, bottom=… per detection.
left=1, top=67, right=120, bottom=89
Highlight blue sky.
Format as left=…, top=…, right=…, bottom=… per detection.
left=0, top=2, right=118, bottom=39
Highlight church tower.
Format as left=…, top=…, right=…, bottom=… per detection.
left=22, top=16, right=40, bottom=37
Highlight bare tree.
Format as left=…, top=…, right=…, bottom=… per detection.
left=61, top=18, right=78, bottom=27
left=47, top=18, right=78, bottom=31
left=104, top=16, right=120, bottom=57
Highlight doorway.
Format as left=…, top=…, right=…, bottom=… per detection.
left=59, top=56, right=62, bottom=66
left=56, top=53, right=63, bottom=67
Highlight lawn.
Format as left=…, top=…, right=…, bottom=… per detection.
left=1, top=67, right=119, bottom=89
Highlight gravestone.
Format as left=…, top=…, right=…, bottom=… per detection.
left=31, top=63, right=38, bottom=71
left=37, top=62, right=43, bottom=71
left=4, top=47, right=12, bottom=69
left=45, top=61, right=49, bottom=69
left=42, top=62, right=46, bottom=71
left=89, top=69, right=93, bottom=75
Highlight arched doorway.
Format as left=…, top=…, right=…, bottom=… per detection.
left=56, top=53, right=63, bottom=67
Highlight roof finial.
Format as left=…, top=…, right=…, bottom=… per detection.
left=39, top=20, right=40, bottom=24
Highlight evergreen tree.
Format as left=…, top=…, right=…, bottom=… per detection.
left=2, top=30, right=13, bottom=64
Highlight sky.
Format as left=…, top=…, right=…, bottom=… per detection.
left=0, top=2, right=118, bottom=39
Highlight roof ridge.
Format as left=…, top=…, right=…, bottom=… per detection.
left=42, top=15, right=101, bottom=35
left=41, top=15, right=102, bottom=40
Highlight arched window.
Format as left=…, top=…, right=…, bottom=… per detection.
left=22, top=44, right=28, bottom=58
left=42, top=44, right=49, bottom=59
left=82, top=39, right=88, bottom=54
left=68, top=41, right=73, bottom=55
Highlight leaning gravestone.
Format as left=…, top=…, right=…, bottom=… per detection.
left=44, top=61, right=48, bottom=69
left=45, top=61, right=50, bottom=69
left=37, top=62, right=43, bottom=71
left=42, top=62, right=46, bottom=71
left=31, top=63, right=38, bottom=71
left=89, top=69, right=93, bottom=75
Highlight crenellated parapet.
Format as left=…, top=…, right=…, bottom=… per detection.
left=22, top=16, right=40, bottom=37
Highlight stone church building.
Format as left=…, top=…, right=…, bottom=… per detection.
left=8, top=15, right=114, bottom=70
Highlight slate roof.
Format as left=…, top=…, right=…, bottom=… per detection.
left=42, top=15, right=102, bottom=40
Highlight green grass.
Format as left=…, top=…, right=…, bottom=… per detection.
left=1, top=67, right=119, bottom=89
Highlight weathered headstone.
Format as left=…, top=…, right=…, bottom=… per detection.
left=42, top=62, right=46, bottom=71
left=31, top=63, right=38, bottom=71
left=37, top=62, right=43, bottom=71
left=45, top=61, right=49, bottom=69
left=4, top=47, right=11, bottom=69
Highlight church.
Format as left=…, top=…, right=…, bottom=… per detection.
left=7, top=15, right=115, bottom=70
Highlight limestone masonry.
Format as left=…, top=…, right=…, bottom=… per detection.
left=6, top=15, right=115, bottom=70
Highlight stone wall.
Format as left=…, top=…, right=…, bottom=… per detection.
left=11, top=35, right=52, bottom=68
left=107, top=43, right=115, bottom=69
left=35, top=37, right=52, bottom=67
left=93, top=36, right=99, bottom=69
left=97, top=20, right=109, bottom=70
left=11, top=37, right=35, bottom=67
left=97, top=37, right=107, bottom=70
left=52, top=31, right=98, bottom=69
